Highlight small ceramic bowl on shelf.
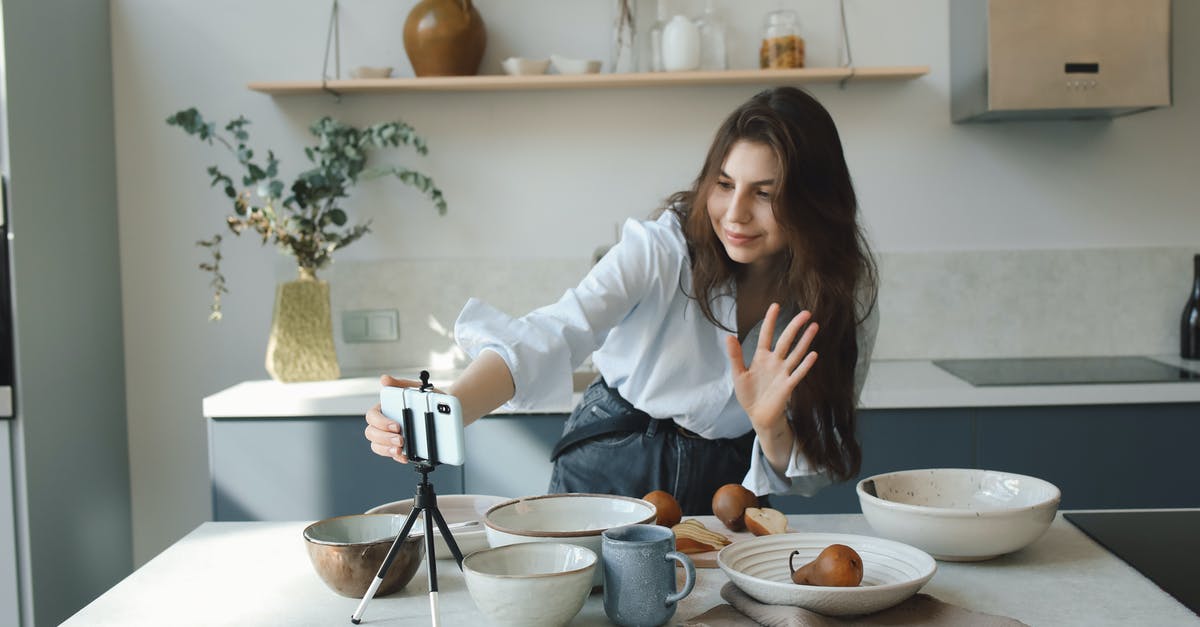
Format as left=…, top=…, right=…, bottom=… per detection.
left=349, top=66, right=393, bottom=79
left=550, top=54, right=602, bottom=75
left=501, top=57, right=550, bottom=76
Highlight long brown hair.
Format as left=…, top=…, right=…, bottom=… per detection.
left=669, top=87, right=877, bottom=482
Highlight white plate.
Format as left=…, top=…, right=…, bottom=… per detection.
left=717, top=532, right=936, bottom=616
left=366, top=494, right=507, bottom=559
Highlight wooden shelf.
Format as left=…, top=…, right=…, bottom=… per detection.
left=248, top=66, right=929, bottom=95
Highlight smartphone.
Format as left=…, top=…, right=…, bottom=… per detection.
left=379, top=386, right=466, bottom=466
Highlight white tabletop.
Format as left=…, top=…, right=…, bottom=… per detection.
left=64, top=513, right=1199, bottom=626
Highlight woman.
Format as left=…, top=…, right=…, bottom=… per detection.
left=364, top=86, right=878, bottom=514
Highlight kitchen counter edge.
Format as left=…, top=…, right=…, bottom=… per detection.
left=203, top=356, right=1200, bottom=419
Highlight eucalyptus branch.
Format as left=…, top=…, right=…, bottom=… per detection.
left=169, top=108, right=447, bottom=319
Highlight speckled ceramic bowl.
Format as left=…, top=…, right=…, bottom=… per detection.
left=717, top=532, right=936, bottom=616
left=463, top=542, right=596, bottom=627
left=483, top=493, right=656, bottom=586
left=303, top=514, right=424, bottom=597
left=857, top=468, right=1061, bottom=561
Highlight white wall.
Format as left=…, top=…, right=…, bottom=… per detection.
left=111, top=0, right=1200, bottom=565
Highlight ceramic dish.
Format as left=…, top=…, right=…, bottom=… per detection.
left=483, top=493, right=656, bottom=586
left=857, top=468, right=1060, bottom=561
left=502, top=57, right=550, bottom=75
left=550, top=54, right=602, bottom=74
left=717, top=532, right=936, bottom=616
left=303, top=514, right=424, bottom=597
left=463, top=542, right=597, bottom=627
left=367, top=493, right=507, bottom=559
left=349, top=66, right=393, bottom=79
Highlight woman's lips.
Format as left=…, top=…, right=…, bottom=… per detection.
left=724, top=230, right=759, bottom=245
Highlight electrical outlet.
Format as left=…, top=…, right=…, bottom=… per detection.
left=342, top=309, right=399, bottom=343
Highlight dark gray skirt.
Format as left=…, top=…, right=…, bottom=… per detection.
left=548, top=377, right=758, bottom=515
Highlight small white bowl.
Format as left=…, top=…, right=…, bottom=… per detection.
left=502, top=57, right=550, bottom=75
left=484, top=493, right=656, bottom=586
left=550, top=54, right=602, bottom=75
left=366, top=494, right=507, bottom=559
left=857, top=468, right=1061, bottom=561
left=717, top=532, right=936, bottom=616
left=463, top=543, right=596, bottom=627
left=349, top=66, right=393, bottom=79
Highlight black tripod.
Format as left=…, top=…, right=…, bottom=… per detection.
left=351, top=372, right=466, bottom=626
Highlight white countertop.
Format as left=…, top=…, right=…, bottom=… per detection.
left=63, top=513, right=1199, bottom=627
left=203, top=357, right=1200, bottom=418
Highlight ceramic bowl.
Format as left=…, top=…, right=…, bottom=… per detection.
left=550, top=54, right=602, bottom=74
left=717, top=532, right=936, bottom=616
left=501, top=57, right=550, bottom=75
left=302, top=514, right=424, bottom=597
left=366, top=494, right=507, bottom=559
left=349, top=65, right=393, bottom=79
left=857, top=468, right=1061, bottom=561
left=463, top=542, right=597, bottom=627
left=483, top=493, right=656, bottom=586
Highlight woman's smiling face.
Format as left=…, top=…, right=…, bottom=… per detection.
left=707, top=140, right=787, bottom=271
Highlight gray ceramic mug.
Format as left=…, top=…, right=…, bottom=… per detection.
left=602, top=524, right=697, bottom=627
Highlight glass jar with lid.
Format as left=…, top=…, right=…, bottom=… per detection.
left=760, top=9, right=805, bottom=69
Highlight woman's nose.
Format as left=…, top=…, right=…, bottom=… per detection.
left=726, top=189, right=753, bottom=222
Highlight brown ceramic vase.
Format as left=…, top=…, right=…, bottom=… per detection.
left=403, top=0, right=487, bottom=77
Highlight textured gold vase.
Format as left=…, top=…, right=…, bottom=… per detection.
left=265, top=270, right=340, bottom=382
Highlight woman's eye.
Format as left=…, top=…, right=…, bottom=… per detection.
left=757, top=190, right=772, bottom=200
left=716, top=181, right=734, bottom=190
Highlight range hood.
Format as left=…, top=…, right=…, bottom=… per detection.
left=950, top=0, right=1172, bottom=122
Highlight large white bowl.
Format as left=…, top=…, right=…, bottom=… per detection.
left=463, top=542, right=596, bottom=627
left=718, top=533, right=936, bottom=616
left=483, top=493, right=656, bottom=586
left=857, top=468, right=1061, bottom=561
left=367, top=494, right=507, bottom=559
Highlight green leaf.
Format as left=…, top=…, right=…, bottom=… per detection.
left=328, top=208, right=347, bottom=226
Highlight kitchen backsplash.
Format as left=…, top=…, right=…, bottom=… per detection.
left=329, top=247, right=1195, bottom=372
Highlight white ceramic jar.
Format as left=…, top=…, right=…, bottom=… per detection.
left=661, top=14, right=700, bottom=71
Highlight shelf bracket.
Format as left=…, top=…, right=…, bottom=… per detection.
left=320, top=0, right=343, bottom=101
left=837, top=0, right=855, bottom=90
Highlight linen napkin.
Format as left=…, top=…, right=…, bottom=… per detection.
left=681, top=582, right=1028, bottom=627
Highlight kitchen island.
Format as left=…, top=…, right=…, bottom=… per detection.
left=63, top=513, right=1199, bottom=626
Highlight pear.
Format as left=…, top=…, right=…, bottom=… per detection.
left=788, top=544, right=863, bottom=587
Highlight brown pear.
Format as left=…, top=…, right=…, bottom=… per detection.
left=788, top=544, right=864, bottom=587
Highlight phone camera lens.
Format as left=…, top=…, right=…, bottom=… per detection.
left=437, top=403, right=451, bottom=414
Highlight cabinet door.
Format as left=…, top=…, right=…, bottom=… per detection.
left=976, top=404, right=1200, bottom=509
left=463, top=415, right=567, bottom=498
left=209, top=416, right=463, bottom=521
left=771, top=409, right=975, bottom=515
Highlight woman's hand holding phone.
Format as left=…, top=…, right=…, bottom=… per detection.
left=364, top=374, right=442, bottom=463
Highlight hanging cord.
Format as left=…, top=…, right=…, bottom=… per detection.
left=838, top=0, right=856, bottom=89
left=320, top=0, right=343, bottom=100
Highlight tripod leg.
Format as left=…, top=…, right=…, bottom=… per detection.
left=429, top=505, right=466, bottom=569
left=350, top=506, right=423, bottom=624
left=424, top=508, right=441, bottom=627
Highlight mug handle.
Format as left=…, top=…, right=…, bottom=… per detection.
left=664, top=550, right=696, bottom=605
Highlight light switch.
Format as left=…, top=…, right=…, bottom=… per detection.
left=343, top=309, right=399, bottom=343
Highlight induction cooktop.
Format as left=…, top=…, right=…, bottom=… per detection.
left=932, top=356, right=1200, bottom=387
left=1065, top=510, right=1200, bottom=615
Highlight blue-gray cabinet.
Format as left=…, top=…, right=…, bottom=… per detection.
left=209, top=416, right=463, bottom=521
left=208, top=403, right=1199, bottom=522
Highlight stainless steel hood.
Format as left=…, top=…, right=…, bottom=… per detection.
left=951, top=0, right=1172, bottom=122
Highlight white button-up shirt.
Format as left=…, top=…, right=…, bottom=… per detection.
left=454, top=211, right=878, bottom=496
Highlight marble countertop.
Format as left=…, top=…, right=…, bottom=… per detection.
left=203, top=356, right=1200, bottom=418
left=63, top=512, right=1199, bottom=626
